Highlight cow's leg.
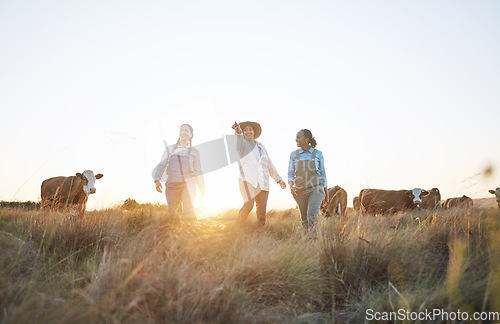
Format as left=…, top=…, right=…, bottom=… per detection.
left=78, top=204, right=86, bottom=218
left=41, top=198, right=51, bottom=210
left=360, top=204, right=368, bottom=216
left=68, top=204, right=85, bottom=219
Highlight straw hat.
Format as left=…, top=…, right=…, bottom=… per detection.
left=239, top=121, right=262, bottom=139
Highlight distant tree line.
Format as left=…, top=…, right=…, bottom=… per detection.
left=0, top=199, right=167, bottom=211
left=119, top=198, right=168, bottom=211
left=0, top=200, right=41, bottom=210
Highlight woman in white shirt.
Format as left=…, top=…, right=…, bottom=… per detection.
left=153, top=124, right=205, bottom=221
left=232, top=121, right=286, bottom=225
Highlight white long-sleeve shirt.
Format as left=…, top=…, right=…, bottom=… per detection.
left=236, top=134, right=282, bottom=191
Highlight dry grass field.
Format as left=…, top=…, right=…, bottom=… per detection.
left=1, top=201, right=500, bottom=323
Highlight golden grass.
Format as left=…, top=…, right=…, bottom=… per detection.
left=0, top=205, right=499, bottom=323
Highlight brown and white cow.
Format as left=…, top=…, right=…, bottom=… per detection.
left=41, top=170, right=103, bottom=218
left=321, top=186, right=348, bottom=217
left=420, top=188, right=442, bottom=210
left=360, top=188, right=429, bottom=215
left=489, top=188, right=500, bottom=209
left=443, top=195, right=473, bottom=209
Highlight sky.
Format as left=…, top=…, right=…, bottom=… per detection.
left=1, top=0, right=499, bottom=213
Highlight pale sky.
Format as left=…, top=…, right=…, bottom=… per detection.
left=1, top=0, right=499, bottom=213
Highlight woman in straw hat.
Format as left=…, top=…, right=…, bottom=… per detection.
left=232, top=121, right=286, bottom=225
left=152, top=124, right=205, bottom=221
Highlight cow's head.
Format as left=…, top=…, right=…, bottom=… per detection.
left=76, top=170, right=104, bottom=196
left=353, top=196, right=361, bottom=211
left=489, top=188, right=500, bottom=201
left=428, top=187, right=442, bottom=208
left=459, top=195, right=473, bottom=207
left=405, top=188, right=429, bottom=207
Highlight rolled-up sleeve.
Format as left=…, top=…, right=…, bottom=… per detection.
left=288, top=152, right=296, bottom=183
left=262, top=145, right=282, bottom=183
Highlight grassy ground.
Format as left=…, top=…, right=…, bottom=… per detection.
left=1, top=204, right=500, bottom=323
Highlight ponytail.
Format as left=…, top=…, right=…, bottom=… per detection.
left=301, top=129, right=317, bottom=148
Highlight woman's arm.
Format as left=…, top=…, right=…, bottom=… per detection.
left=317, top=151, right=328, bottom=188
left=192, top=149, right=206, bottom=196
left=262, top=145, right=286, bottom=189
left=288, top=152, right=296, bottom=195
left=318, top=151, right=329, bottom=207
left=232, top=122, right=247, bottom=157
left=152, top=146, right=171, bottom=192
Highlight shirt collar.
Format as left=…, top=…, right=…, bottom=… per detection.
left=170, top=144, right=191, bottom=153
left=299, top=147, right=314, bottom=154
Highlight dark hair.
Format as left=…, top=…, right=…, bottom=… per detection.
left=301, top=129, right=317, bottom=148
left=176, top=124, right=194, bottom=147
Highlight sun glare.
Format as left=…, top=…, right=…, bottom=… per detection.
left=193, top=195, right=227, bottom=219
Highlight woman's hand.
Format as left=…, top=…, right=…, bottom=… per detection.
left=289, top=181, right=296, bottom=196
left=321, top=187, right=329, bottom=208
left=154, top=180, right=163, bottom=193
left=278, top=180, right=286, bottom=189
left=232, top=121, right=242, bottom=134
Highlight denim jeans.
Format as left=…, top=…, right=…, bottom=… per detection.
left=165, top=181, right=196, bottom=220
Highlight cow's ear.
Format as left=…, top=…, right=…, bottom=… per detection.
left=489, top=190, right=496, bottom=194
left=422, top=190, right=429, bottom=196
left=76, top=173, right=83, bottom=178
left=96, top=173, right=103, bottom=180
left=405, top=190, right=411, bottom=196
left=432, top=188, right=439, bottom=193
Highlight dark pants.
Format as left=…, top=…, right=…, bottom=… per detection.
left=165, top=181, right=196, bottom=221
left=238, top=181, right=269, bottom=225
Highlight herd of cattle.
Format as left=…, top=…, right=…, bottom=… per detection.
left=321, top=186, right=500, bottom=217
left=37, top=170, right=500, bottom=218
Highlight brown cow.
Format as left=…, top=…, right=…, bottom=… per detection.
left=321, top=186, right=348, bottom=217
left=443, top=195, right=473, bottom=209
left=360, top=188, right=429, bottom=215
left=420, top=188, right=442, bottom=210
left=41, top=170, right=103, bottom=218
left=353, top=196, right=361, bottom=212
left=489, top=188, right=500, bottom=209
